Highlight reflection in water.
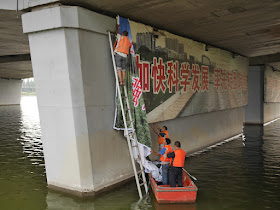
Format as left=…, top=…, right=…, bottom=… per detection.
left=1, top=96, right=280, bottom=209
left=151, top=198, right=196, bottom=210
left=0, top=96, right=47, bottom=210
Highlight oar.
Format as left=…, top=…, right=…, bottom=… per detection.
left=146, top=174, right=151, bottom=195
left=183, top=168, right=197, bottom=182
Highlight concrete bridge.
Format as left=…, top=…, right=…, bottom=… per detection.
left=1, top=0, right=280, bottom=196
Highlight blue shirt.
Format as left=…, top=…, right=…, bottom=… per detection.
left=159, top=147, right=166, bottom=155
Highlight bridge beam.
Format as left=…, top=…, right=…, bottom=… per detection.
left=249, top=53, right=280, bottom=66
left=0, top=54, right=31, bottom=64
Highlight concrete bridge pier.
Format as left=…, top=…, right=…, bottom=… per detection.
left=0, top=78, right=22, bottom=105
left=245, top=66, right=264, bottom=124
left=22, top=5, right=133, bottom=196
left=245, top=65, right=280, bottom=125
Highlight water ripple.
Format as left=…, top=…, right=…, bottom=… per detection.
left=1, top=96, right=280, bottom=209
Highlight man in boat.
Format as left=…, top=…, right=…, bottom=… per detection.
left=167, top=141, right=186, bottom=187
left=151, top=138, right=173, bottom=185
left=113, top=23, right=131, bottom=85
left=150, top=123, right=169, bottom=151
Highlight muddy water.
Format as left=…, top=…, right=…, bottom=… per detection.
left=0, top=96, right=279, bottom=209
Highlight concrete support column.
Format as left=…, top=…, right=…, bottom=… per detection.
left=0, top=78, right=22, bottom=105
left=245, top=66, right=264, bottom=124
left=22, top=6, right=133, bottom=196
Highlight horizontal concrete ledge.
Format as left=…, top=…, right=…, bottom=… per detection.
left=22, top=5, right=116, bottom=35
left=48, top=184, right=95, bottom=197
left=249, top=53, right=280, bottom=65
left=23, top=0, right=59, bottom=10
left=0, top=54, right=31, bottom=64
left=0, top=104, right=20, bottom=106
left=244, top=122, right=263, bottom=125
left=48, top=175, right=134, bottom=197
left=187, top=133, right=243, bottom=155
left=264, top=118, right=280, bottom=126
left=0, top=77, right=22, bottom=80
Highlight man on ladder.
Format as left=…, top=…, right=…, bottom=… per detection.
left=108, top=17, right=148, bottom=199
left=113, top=23, right=131, bottom=85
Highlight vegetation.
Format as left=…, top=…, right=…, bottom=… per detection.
left=114, top=64, right=152, bottom=147
left=22, top=78, right=36, bottom=95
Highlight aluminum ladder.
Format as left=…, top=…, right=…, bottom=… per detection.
left=108, top=31, right=148, bottom=199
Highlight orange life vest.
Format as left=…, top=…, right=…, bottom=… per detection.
left=158, top=130, right=169, bottom=144
left=160, top=145, right=173, bottom=164
left=171, top=149, right=186, bottom=167
left=116, top=35, right=130, bottom=55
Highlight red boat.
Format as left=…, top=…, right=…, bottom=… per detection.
left=150, top=169, right=198, bottom=203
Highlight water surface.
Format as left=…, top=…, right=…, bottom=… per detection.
left=1, top=96, right=280, bottom=209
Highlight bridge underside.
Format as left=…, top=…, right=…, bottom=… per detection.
left=1, top=0, right=280, bottom=79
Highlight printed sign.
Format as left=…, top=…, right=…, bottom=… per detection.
left=128, top=20, right=249, bottom=123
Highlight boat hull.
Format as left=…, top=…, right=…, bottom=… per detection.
left=150, top=169, right=198, bottom=203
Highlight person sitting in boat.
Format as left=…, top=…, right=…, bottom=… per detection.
left=151, top=138, right=173, bottom=185
left=167, top=141, right=186, bottom=187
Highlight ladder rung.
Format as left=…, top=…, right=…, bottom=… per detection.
left=139, top=182, right=147, bottom=187
left=137, top=169, right=144, bottom=174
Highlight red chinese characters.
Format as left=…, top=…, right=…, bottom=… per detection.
left=237, top=72, right=243, bottom=90
left=214, top=68, right=221, bottom=91
left=233, top=71, right=237, bottom=90
left=201, top=66, right=209, bottom=92
left=221, top=70, right=227, bottom=91
left=136, top=54, right=248, bottom=94
left=180, top=62, right=191, bottom=92
left=167, top=61, right=179, bottom=93
left=136, top=54, right=150, bottom=92
left=228, top=71, right=233, bottom=90
left=242, top=73, right=247, bottom=90
left=192, top=64, right=200, bottom=92
left=132, top=76, right=142, bottom=107
left=151, top=57, right=166, bottom=94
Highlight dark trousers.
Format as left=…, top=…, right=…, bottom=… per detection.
left=169, top=166, right=183, bottom=187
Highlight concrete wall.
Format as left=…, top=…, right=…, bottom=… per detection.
left=0, top=78, right=22, bottom=105
left=150, top=107, right=244, bottom=155
left=244, top=66, right=264, bottom=124
left=264, top=103, right=280, bottom=123
left=22, top=5, right=246, bottom=196
left=263, top=65, right=280, bottom=124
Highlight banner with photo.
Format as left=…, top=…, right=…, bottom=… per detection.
left=264, top=66, right=280, bottom=102
left=128, top=20, right=249, bottom=123
left=113, top=17, right=152, bottom=147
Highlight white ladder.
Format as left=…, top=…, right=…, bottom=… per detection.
left=108, top=31, right=148, bottom=199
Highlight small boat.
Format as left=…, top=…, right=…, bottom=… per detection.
left=150, top=169, right=198, bottom=203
